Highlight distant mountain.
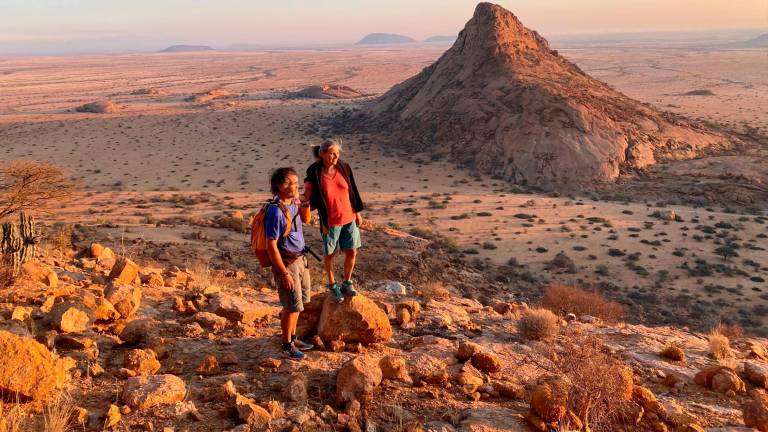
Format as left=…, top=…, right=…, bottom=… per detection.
left=160, top=45, right=214, bottom=53
left=355, top=33, right=415, bottom=45
left=424, top=35, right=456, bottom=43
left=726, top=33, right=768, bottom=48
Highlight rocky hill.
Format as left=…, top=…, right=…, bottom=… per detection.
left=345, top=3, right=735, bottom=188
left=356, top=33, right=416, bottom=45
left=1, top=215, right=767, bottom=431
left=160, top=45, right=214, bottom=53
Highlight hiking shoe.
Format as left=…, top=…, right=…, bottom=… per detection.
left=292, top=337, right=314, bottom=351
left=282, top=343, right=305, bottom=360
left=328, top=283, right=345, bottom=303
left=341, top=280, right=358, bottom=297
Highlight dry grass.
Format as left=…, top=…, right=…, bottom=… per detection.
left=419, top=281, right=450, bottom=302
left=518, top=308, right=560, bottom=341
left=712, top=322, right=744, bottom=339
left=541, top=283, right=624, bottom=323
left=708, top=329, right=733, bottom=361
left=0, top=400, right=29, bottom=432
left=44, top=222, right=73, bottom=255
left=42, top=391, right=74, bottom=432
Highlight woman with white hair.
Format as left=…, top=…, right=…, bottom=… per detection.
left=303, top=138, right=365, bottom=303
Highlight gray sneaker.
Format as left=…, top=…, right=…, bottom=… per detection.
left=328, top=283, right=345, bottom=303
left=341, top=280, right=358, bottom=297
left=292, top=337, right=314, bottom=351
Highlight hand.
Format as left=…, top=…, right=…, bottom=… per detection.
left=321, top=224, right=329, bottom=236
left=355, top=212, right=363, bottom=227
left=280, top=273, right=295, bottom=291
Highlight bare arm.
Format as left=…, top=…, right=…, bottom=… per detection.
left=267, top=238, right=294, bottom=290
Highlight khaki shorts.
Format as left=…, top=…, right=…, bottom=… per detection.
left=274, top=256, right=311, bottom=312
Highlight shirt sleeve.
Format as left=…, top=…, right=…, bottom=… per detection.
left=304, top=181, right=313, bottom=196
left=264, top=205, right=285, bottom=240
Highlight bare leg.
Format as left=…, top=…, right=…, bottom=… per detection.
left=324, top=252, right=337, bottom=285
left=343, top=248, right=357, bottom=282
left=281, top=310, right=300, bottom=343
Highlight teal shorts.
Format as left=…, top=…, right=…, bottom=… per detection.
left=323, top=220, right=362, bottom=255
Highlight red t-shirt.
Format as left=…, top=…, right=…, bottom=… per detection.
left=305, top=173, right=355, bottom=227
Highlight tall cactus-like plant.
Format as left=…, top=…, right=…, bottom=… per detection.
left=0, top=212, right=37, bottom=275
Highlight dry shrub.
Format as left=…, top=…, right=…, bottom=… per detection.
left=660, top=344, right=685, bottom=361
left=0, top=160, right=74, bottom=219
left=44, top=222, right=73, bottom=255
left=518, top=308, right=559, bottom=341
left=536, top=335, right=634, bottom=431
left=43, top=391, right=74, bottom=432
left=419, top=281, right=450, bottom=302
left=0, top=258, right=15, bottom=290
left=712, top=322, right=744, bottom=339
left=708, top=329, right=733, bottom=361
left=541, top=283, right=624, bottom=323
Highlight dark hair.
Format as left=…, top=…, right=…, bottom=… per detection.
left=270, top=167, right=297, bottom=195
left=312, top=138, right=343, bottom=159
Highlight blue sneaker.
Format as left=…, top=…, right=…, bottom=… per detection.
left=292, top=337, right=314, bottom=351
left=328, top=283, right=345, bottom=303
left=282, top=343, right=305, bottom=360
left=341, top=280, right=358, bottom=297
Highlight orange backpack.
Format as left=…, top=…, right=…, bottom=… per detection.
left=250, top=200, right=293, bottom=267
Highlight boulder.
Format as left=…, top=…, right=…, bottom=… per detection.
left=379, top=355, right=411, bottom=383
left=193, top=311, right=229, bottom=332
left=295, top=293, right=326, bottom=339
left=284, top=373, right=308, bottom=402
left=124, top=349, right=161, bottom=376
left=530, top=378, right=568, bottom=422
left=93, top=297, right=121, bottom=322
left=408, top=353, right=449, bottom=384
left=234, top=394, right=271, bottom=427
left=455, top=363, right=484, bottom=394
left=711, top=368, right=746, bottom=394
left=493, top=380, right=525, bottom=399
left=0, top=330, right=73, bottom=401
left=632, top=386, right=664, bottom=413
left=471, top=350, right=502, bottom=374
left=317, top=295, right=392, bottom=344
left=209, top=294, right=277, bottom=325
left=104, top=283, right=142, bottom=318
left=745, top=361, right=768, bottom=389
left=456, top=341, right=481, bottom=362
left=336, top=356, right=383, bottom=404
left=743, top=391, right=768, bottom=431
left=695, top=366, right=745, bottom=393
left=121, top=374, right=186, bottom=409
left=108, top=257, right=140, bottom=285
left=50, top=302, right=91, bottom=333
left=20, top=260, right=58, bottom=287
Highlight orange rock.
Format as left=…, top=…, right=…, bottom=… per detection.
left=379, top=355, right=411, bottom=383
left=743, top=391, right=768, bottom=431
left=104, top=283, right=142, bottom=318
left=196, top=355, right=220, bottom=376
left=121, top=374, right=186, bottom=410
left=109, top=257, right=140, bottom=285
left=318, top=295, right=392, bottom=344
left=124, top=349, right=161, bottom=376
left=336, top=356, right=383, bottom=404
left=0, top=330, right=73, bottom=401
left=471, top=350, right=502, bottom=374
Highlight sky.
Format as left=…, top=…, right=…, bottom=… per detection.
left=0, top=0, right=766, bottom=54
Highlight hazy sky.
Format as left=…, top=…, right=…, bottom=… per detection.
left=1, top=0, right=766, bottom=51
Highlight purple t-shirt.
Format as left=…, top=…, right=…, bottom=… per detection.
left=265, top=201, right=305, bottom=254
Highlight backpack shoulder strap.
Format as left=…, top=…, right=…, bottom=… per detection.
left=271, top=200, right=293, bottom=238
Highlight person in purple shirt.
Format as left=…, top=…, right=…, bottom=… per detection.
left=265, top=167, right=313, bottom=360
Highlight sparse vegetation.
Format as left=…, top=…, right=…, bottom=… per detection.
left=708, top=329, right=733, bottom=361
left=518, top=308, right=559, bottom=341
left=541, top=283, right=624, bottom=323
